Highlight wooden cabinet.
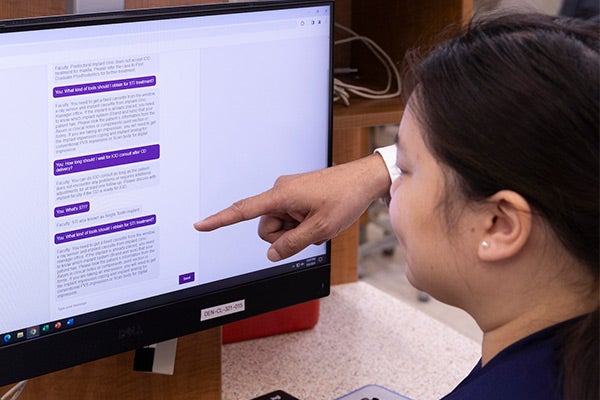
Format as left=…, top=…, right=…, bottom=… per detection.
left=0, top=330, right=222, bottom=400
left=0, top=1, right=65, bottom=18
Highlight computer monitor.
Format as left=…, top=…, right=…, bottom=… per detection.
left=0, top=0, right=332, bottom=385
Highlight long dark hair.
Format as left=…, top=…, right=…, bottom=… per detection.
left=403, top=13, right=599, bottom=400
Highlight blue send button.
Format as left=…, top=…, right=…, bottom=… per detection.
left=179, top=272, right=195, bottom=285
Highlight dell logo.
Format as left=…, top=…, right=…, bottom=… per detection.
left=118, top=324, right=144, bottom=340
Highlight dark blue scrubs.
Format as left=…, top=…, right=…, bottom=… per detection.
left=560, top=0, right=599, bottom=19
left=441, top=319, right=578, bottom=400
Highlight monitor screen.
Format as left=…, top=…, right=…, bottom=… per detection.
left=0, top=0, right=332, bottom=385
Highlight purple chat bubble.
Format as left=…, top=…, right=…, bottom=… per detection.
left=54, top=201, right=90, bottom=218
left=53, top=76, right=156, bottom=98
left=54, top=144, right=159, bottom=176
left=54, top=214, right=156, bottom=244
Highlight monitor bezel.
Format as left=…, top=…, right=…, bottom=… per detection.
left=0, top=0, right=333, bottom=385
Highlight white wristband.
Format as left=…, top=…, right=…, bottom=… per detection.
left=374, top=144, right=400, bottom=182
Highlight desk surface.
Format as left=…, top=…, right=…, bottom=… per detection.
left=222, top=282, right=480, bottom=400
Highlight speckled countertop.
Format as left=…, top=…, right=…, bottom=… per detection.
left=222, top=282, right=480, bottom=400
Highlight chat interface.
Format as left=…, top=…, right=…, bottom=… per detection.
left=0, top=6, right=331, bottom=337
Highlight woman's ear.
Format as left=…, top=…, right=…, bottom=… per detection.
left=478, top=190, right=532, bottom=262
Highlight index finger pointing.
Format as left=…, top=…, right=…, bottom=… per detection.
left=193, top=192, right=275, bottom=231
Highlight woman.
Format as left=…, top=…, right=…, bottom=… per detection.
left=196, top=13, right=599, bottom=399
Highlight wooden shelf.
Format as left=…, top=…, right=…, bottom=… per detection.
left=333, top=96, right=403, bottom=130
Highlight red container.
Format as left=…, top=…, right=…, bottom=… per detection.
left=222, top=299, right=320, bottom=344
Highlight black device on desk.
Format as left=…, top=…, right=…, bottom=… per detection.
left=0, top=0, right=333, bottom=385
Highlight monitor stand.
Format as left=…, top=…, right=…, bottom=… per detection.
left=133, top=338, right=178, bottom=375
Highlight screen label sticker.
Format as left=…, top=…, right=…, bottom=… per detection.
left=200, top=300, right=245, bottom=322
